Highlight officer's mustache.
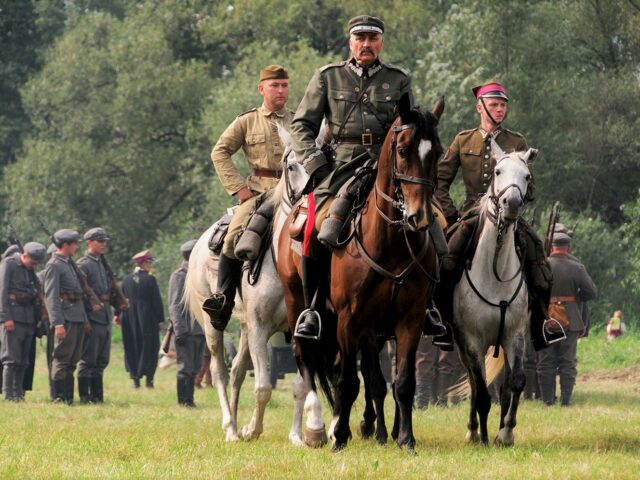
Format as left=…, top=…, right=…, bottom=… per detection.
left=360, top=48, right=374, bottom=54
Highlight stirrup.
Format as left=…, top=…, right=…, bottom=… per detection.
left=423, top=306, right=446, bottom=337
left=543, top=319, right=567, bottom=345
left=294, top=309, right=322, bottom=340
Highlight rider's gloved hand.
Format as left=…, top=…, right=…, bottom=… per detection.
left=302, top=163, right=332, bottom=195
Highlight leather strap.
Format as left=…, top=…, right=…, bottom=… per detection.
left=252, top=168, right=282, bottom=178
left=550, top=296, right=577, bottom=303
left=340, top=134, right=385, bottom=145
left=59, top=291, right=82, bottom=301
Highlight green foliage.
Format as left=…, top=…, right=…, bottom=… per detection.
left=578, top=330, right=640, bottom=374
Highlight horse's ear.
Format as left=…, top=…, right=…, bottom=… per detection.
left=398, top=92, right=411, bottom=121
left=432, top=95, right=445, bottom=123
left=523, top=148, right=539, bottom=164
left=277, top=124, right=292, bottom=148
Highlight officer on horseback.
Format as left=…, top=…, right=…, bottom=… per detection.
left=434, top=79, right=563, bottom=351
left=290, top=14, right=446, bottom=339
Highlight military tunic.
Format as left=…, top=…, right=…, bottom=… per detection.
left=211, top=104, right=294, bottom=258
left=436, top=127, right=528, bottom=220
left=0, top=253, right=37, bottom=399
left=44, top=253, right=88, bottom=381
left=169, top=261, right=204, bottom=381
left=77, top=253, right=113, bottom=379
left=536, top=254, right=597, bottom=405
left=291, top=59, right=412, bottom=211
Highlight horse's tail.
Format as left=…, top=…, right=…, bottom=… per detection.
left=298, top=317, right=338, bottom=409
left=183, top=224, right=218, bottom=330
left=447, top=348, right=505, bottom=400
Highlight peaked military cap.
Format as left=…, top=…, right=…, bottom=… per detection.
left=132, top=249, right=154, bottom=264
left=53, top=229, right=81, bottom=245
left=180, top=239, right=197, bottom=254
left=347, top=15, right=385, bottom=35
left=84, top=227, right=110, bottom=242
left=260, top=65, right=288, bottom=82
left=552, top=232, right=572, bottom=246
left=2, top=244, right=20, bottom=259
left=24, top=242, right=47, bottom=264
left=472, top=78, right=509, bottom=101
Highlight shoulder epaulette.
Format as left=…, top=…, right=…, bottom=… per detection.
left=456, top=128, right=478, bottom=138
left=504, top=128, right=525, bottom=139
left=384, top=63, right=411, bottom=76
left=319, top=61, right=346, bottom=73
left=236, top=108, right=258, bottom=118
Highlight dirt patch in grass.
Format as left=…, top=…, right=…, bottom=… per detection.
left=580, top=365, right=640, bottom=383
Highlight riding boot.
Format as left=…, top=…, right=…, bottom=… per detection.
left=177, top=378, right=186, bottom=405
left=431, top=278, right=455, bottom=351
left=294, top=254, right=322, bottom=339
left=441, top=216, right=477, bottom=275
left=65, top=373, right=74, bottom=405
left=78, top=376, right=91, bottom=404
left=203, top=253, right=243, bottom=331
left=185, top=378, right=196, bottom=408
left=92, top=375, right=104, bottom=403
left=524, top=367, right=537, bottom=400
left=423, top=304, right=447, bottom=337
left=2, top=366, right=16, bottom=401
left=53, top=378, right=66, bottom=403
left=234, top=193, right=275, bottom=261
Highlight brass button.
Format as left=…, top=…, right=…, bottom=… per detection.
left=484, top=154, right=489, bottom=159
left=386, top=96, right=391, bottom=100
left=483, top=173, right=489, bottom=177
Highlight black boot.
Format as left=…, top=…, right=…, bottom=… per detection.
left=294, top=255, right=322, bottom=339
left=431, top=280, right=455, bottom=351
left=78, top=376, right=91, bottom=403
left=185, top=378, right=196, bottom=408
left=53, top=378, right=66, bottom=403
left=423, top=304, right=447, bottom=336
left=2, top=366, right=16, bottom=401
left=92, top=375, right=104, bottom=403
left=203, top=253, right=243, bottom=331
left=132, top=377, right=141, bottom=389
left=65, top=374, right=74, bottom=405
left=177, top=377, right=187, bottom=406
left=145, top=376, right=154, bottom=389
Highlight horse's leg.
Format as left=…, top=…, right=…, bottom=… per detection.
left=206, top=326, right=238, bottom=441
left=393, top=329, right=420, bottom=453
left=331, top=330, right=360, bottom=452
left=301, top=363, right=327, bottom=448
left=461, top=341, right=492, bottom=445
left=229, top=326, right=250, bottom=431
left=495, top=333, right=526, bottom=447
left=371, top=337, right=389, bottom=444
left=239, top=326, right=271, bottom=440
left=358, top=342, right=377, bottom=440
left=289, top=371, right=307, bottom=446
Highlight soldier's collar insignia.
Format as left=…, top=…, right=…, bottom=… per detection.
left=348, top=58, right=382, bottom=78
left=480, top=127, right=502, bottom=141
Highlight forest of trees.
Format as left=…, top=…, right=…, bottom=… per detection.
left=1, top=0, right=639, bottom=327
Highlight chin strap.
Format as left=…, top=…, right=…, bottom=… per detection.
left=479, top=97, right=506, bottom=127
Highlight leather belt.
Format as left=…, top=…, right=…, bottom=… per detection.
left=59, top=292, right=82, bottom=301
left=550, top=296, right=577, bottom=303
left=340, top=133, right=385, bottom=146
left=252, top=168, right=281, bottom=178
left=7, top=292, right=35, bottom=305
left=99, top=293, right=110, bottom=302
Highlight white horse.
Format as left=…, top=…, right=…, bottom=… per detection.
left=453, top=141, right=537, bottom=447
left=184, top=126, right=326, bottom=444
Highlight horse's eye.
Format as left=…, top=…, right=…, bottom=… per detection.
left=398, top=147, right=408, bottom=158
left=525, top=174, right=531, bottom=182
left=287, top=165, right=294, bottom=171
left=495, top=169, right=501, bottom=176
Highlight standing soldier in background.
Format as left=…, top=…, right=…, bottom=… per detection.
left=0, top=242, right=46, bottom=401
left=537, top=232, right=597, bottom=406
left=204, top=65, right=294, bottom=333
left=169, top=240, right=204, bottom=407
left=120, top=250, right=164, bottom=388
left=77, top=228, right=127, bottom=403
left=44, top=229, right=94, bottom=404
left=41, top=243, right=57, bottom=400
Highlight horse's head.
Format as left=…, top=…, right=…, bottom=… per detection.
left=386, top=94, right=444, bottom=231
left=489, top=139, right=537, bottom=221
left=277, top=124, right=311, bottom=204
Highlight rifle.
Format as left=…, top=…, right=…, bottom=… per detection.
left=100, top=255, right=129, bottom=313
left=544, top=202, right=560, bottom=257
left=37, top=217, right=102, bottom=313
left=5, top=218, right=49, bottom=334
left=161, top=321, right=174, bottom=354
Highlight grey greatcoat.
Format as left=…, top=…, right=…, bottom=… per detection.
left=168, top=261, right=205, bottom=381
left=44, top=253, right=88, bottom=381
left=121, top=268, right=164, bottom=381
left=77, top=253, right=113, bottom=379
left=0, top=253, right=38, bottom=399
left=537, top=253, right=597, bottom=405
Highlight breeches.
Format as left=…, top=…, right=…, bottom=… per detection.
left=536, top=330, right=579, bottom=385
left=222, top=196, right=261, bottom=258
left=0, top=321, right=34, bottom=368
left=176, top=335, right=206, bottom=380
left=78, top=322, right=111, bottom=377
left=51, top=322, right=85, bottom=380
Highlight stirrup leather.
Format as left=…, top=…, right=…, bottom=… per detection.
left=294, top=309, right=322, bottom=341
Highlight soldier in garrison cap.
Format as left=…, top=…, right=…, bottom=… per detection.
left=537, top=232, right=597, bottom=406
left=205, top=64, right=295, bottom=333
left=0, top=242, right=46, bottom=401
left=44, top=229, right=94, bottom=404
left=433, top=78, right=559, bottom=351
left=76, top=227, right=125, bottom=403
left=120, top=250, right=164, bottom=388
left=289, top=15, right=441, bottom=339
left=169, top=240, right=204, bottom=407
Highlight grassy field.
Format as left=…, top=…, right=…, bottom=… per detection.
left=1, top=332, right=638, bottom=479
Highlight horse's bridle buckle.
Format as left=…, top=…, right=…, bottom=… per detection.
left=361, top=133, right=373, bottom=146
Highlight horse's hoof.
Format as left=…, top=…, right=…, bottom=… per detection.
left=465, top=429, right=481, bottom=444
left=331, top=440, right=347, bottom=453
left=239, top=425, right=261, bottom=441
left=399, top=443, right=417, bottom=456
left=358, top=420, right=375, bottom=439
left=304, top=425, right=328, bottom=448
left=376, top=432, right=388, bottom=445
left=225, top=431, right=240, bottom=442
left=494, top=428, right=515, bottom=447
left=289, top=432, right=305, bottom=446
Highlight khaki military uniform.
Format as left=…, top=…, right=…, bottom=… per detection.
left=211, top=104, right=294, bottom=257
left=537, top=254, right=597, bottom=405
left=0, top=253, right=38, bottom=400
left=291, top=59, right=412, bottom=215
left=436, top=127, right=528, bottom=220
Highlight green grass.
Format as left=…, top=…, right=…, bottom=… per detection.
left=1, top=335, right=639, bottom=479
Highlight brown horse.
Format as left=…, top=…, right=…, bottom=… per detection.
left=278, top=94, right=445, bottom=452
